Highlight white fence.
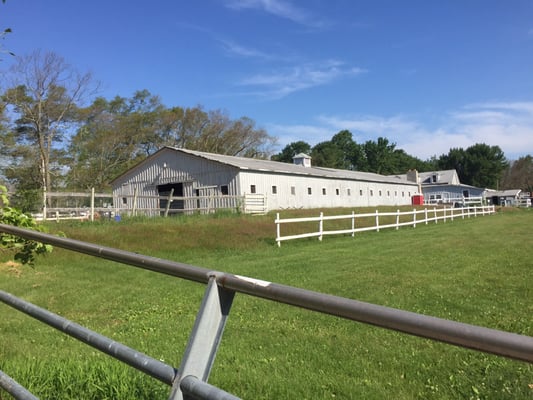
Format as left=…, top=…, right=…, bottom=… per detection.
left=35, top=190, right=267, bottom=221
left=275, top=205, right=496, bottom=247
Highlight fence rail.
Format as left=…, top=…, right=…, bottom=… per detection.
left=0, top=221, right=531, bottom=400
left=275, top=205, right=495, bottom=246
left=36, top=190, right=267, bottom=221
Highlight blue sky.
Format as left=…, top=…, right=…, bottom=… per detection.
left=2, top=0, right=533, bottom=160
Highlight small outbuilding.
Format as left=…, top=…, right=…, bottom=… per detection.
left=111, top=147, right=420, bottom=214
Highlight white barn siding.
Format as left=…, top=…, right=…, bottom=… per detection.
left=112, top=147, right=419, bottom=214
left=238, top=171, right=417, bottom=209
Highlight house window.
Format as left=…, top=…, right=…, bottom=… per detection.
left=122, top=197, right=127, bottom=205
left=250, top=185, right=256, bottom=194
left=322, top=188, right=327, bottom=195
left=308, top=187, right=312, bottom=195
left=291, top=186, right=296, bottom=195
left=272, top=186, right=277, bottom=194
left=336, top=188, right=340, bottom=196
left=347, top=188, right=351, bottom=196
left=360, top=189, right=363, bottom=196
left=221, top=185, right=229, bottom=195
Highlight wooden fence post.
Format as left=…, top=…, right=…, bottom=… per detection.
left=276, top=213, right=281, bottom=247
left=351, top=211, right=355, bottom=237
left=90, top=187, right=95, bottom=222
left=164, top=188, right=174, bottom=217
left=318, top=212, right=323, bottom=241
left=395, top=209, right=400, bottom=230
left=413, top=208, right=417, bottom=228
left=375, top=210, right=379, bottom=232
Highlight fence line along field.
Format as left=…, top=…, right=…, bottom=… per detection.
left=1, top=207, right=531, bottom=399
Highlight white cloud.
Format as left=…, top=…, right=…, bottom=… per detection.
left=238, top=60, right=367, bottom=98
left=269, top=102, right=533, bottom=160
left=224, top=0, right=325, bottom=28
left=218, top=39, right=274, bottom=60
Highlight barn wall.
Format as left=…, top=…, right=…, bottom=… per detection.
left=238, top=171, right=418, bottom=210
left=112, top=148, right=240, bottom=214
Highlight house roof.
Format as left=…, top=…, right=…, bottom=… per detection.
left=113, top=146, right=417, bottom=186
left=391, top=169, right=460, bottom=185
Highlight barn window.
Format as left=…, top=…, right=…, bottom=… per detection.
left=272, top=186, right=277, bottom=194
left=221, top=185, right=229, bottom=195
left=291, top=186, right=296, bottom=195
left=322, top=188, right=327, bottom=195
left=347, top=188, right=351, bottom=196
left=387, top=190, right=390, bottom=197
left=395, top=190, right=398, bottom=197
left=336, top=188, right=340, bottom=196
left=359, top=189, right=363, bottom=196
left=308, top=187, right=312, bottom=195
left=122, top=197, right=127, bottom=204
left=370, top=190, right=374, bottom=196
left=402, top=191, right=405, bottom=197
left=250, top=185, right=256, bottom=194
left=379, top=190, right=382, bottom=196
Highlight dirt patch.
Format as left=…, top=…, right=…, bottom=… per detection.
left=0, top=260, right=23, bottom=277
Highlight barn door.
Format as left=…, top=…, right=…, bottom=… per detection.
left=158, top=183, right=184, bottom=213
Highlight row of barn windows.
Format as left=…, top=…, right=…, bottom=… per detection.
left=250, top=184, right=411, bottom=198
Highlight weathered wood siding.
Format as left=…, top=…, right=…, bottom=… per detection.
left=112, top=148, right=240, bottom=213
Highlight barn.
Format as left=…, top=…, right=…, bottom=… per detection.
left=111, top=147, right=420, bottom=214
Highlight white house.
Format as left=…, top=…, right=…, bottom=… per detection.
left=395, top=169, right=486, bottom=205
left=111, top=147, right=420, bottom=214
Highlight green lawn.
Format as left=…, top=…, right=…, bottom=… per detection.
left=0, top=207, right=532, bottom=399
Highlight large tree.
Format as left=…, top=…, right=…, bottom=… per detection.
left=271, top=140, right=312, bottom=163
left=1, top=50, right=93, bottom=208
left=438, top=144, right=508, bottom=188
left=501, top=155, right=533, bottom=192
left=66, top=92, right=276, bottom=190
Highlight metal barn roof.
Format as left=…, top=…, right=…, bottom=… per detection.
left=172, top=147, right=413, bottom=185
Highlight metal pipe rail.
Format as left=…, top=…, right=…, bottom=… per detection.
left=0, top=290, right=177, bottom=386
left=0, top=370, right=39, bottom=400
left=1, top=223, right=532, bottom=364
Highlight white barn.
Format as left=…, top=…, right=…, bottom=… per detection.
left=111, top=147, right=420, bottom=214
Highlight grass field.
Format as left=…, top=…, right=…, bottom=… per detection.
left=0, top=207, right=532, bottom=399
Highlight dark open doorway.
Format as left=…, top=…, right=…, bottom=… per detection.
left=158, top=183, right=184, bottom=213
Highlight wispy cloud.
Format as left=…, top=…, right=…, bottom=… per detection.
left=224, top=0, right=326, bottom=28
left=238, top=60, right=367, bottom=98
left=268, top=102, right=533, bottom=160
left=217, top=38, right=274, bottom=60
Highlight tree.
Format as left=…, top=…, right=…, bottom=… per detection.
left=66, top=93, right=276, bottom=190
left=271, top=141, right=311, bottom=163
left=1, top=50, right=94, bottom=208
left=501, top=155, right=533, bottom=192
left=363, top=137, right=398, bottom=175
left=311, top=141, right=345, bottom=168
left=438, top=144, right=508, bottom=188
left=330, top=130, right=366, bottom=170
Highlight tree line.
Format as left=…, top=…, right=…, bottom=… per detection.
left=0, top=51, right=531, bottom=212
left=272, top=131, right=517, bottom=190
